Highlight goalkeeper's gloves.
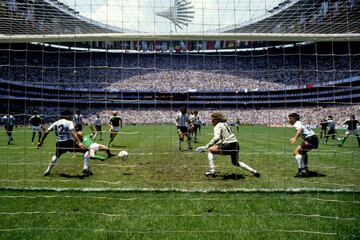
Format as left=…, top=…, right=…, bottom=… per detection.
left=196, top=146, right=207, bottom=152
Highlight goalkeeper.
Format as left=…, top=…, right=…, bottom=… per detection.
left=196, top=112, right=260, bottom=177
left=77, top=131, right=115, bottom=161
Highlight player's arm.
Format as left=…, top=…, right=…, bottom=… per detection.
left=289, top=128, right=301, bottom=144
left=205, top=127, right=221, bottom=149
left=71, top=132, right=87, bottom=150
left=120, top=118, right=123, bottom=128
left=71, top=130, right=86, bottom=149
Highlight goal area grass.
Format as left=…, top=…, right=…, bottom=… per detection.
left=0, top=124, right=359, bottom=239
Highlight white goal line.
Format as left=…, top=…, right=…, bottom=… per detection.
left=1, top=186, right=359, bottom=193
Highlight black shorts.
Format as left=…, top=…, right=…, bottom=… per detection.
left=177, top=126, right=188, bottom=134
left=302, top=135, right=319, bottom=150
left=95, top=125, right=102, bottom=131
left=55, top=139, right=87, bottom=157
left=220, top=142, right=239, bottom=156
left=5, top=126, right=13, bottom=132
left=75, top=124, right=83, bottom=132
left=327, top=128, right=336, bottom=138
left=194, top=124, right=201, bottom=131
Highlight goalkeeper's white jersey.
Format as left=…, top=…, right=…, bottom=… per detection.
left=205, top=122, right=237, bottom=148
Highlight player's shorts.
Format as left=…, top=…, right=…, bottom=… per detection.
left=75, top=124, right=83, bottom=131
left=111, top=127, right=120, bottom=132
left=177, top=126, right=188, bottom=134
left=327, top=128, right=336, bottom=139
left=220, top=142, right=239, bottom=156
left=95, top=125, right=102, bottom=131
left=5, top=126, right=13, bottom=132
left=194, top=124, right=201, bottom=131
left=345, top=129, right=359, bottom=135
left=55, top=139, right=87, bottom=157
left=32, top=126, right=41, bottom=132
left=301, top=135, right=319, bottom=150
left=89, top=143, right=100, bottom=151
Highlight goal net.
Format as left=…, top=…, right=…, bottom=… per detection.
left=0, top=0, right=359, bottom=238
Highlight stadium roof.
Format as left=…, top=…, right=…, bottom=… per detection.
left=0, top=0, right=359, bottom=43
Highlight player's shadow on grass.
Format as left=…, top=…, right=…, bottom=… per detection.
left=221, top=173, right=245, bottom=180
left=59, top=173, right=86, bottom=179
left=307, top=171, right=326, bottom=178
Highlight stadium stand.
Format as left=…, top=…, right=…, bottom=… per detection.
left=223, top=0, right=360, bottom=34
left=0, top=0, right=124, bottom=35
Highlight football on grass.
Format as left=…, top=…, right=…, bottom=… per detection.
left=118, top=150, right=129, bottom=160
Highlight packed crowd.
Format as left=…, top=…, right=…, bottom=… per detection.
left=18, top=105, right=359, bottom=127
left=1, top=50, right=359, bottom=92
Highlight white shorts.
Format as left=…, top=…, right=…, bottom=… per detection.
left=112, top=127, right=120, bottom=132
left=32, top=126, right=41, bottom=132
left=89, top=143, right=100, bottom=151
left=346, top=129, right=359, bottom=135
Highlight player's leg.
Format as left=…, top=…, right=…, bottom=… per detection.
left=82, top=151, right=92, bottom=175
left=37, top=130, right=42, bottom=143
left=293, top=145, right=306, bottom=177
left=108, top=129, right=116, bottom=146
left=177, top=127, right=185, bottom=150
left=73, top=142, right=92, bottom=175
left=98, top=144, right=116, bottom=158
left=339, top=132, right=349, bottom=147
left=5, top=127, right=11, bottom=144
left=324, top=131, right=329, bottom=144
left=31, top=130, right=36, bottom=143
left=44, top=142, right=66, bottom=176
left=226, top=143, right=260, bottom=177
left=355, top=133, right=360, bottom=147
left=205, top=145, right=220, bottom=176
left=186, top=132, right=193, bottom=150
left=9, top=126, right=13, bottom=142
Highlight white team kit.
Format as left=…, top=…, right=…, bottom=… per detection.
left=176, top=113, right=189, bottom=127
left=293, top=120, right=318, bottom=149
left=293, top=121, right=315, bottom=139
left=47, top=119, right=75, bottom=142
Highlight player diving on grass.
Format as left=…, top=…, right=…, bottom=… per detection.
left=288, top=113, right=319, bottom=178
left=196, top=112, right=260, bottom=177
left=107, top=111, right=122, bottom=147
left=38, top=110, right=92, bottom=176
left=76, top=131, right=115, bottom=161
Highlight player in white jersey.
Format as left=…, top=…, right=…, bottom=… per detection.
left=323, top=116, right=336, bottom=144
left=175, top=106, right=193, bottom=150
left=288, top=113, right=319, bottom=178
left=38, top=110, right=92, bottom=176
left=73, top=110, right=83, bottom=132
left=92, top=114, right=103, bottom=140
left=196, top=112, right=260, bottom=177
left=1, top=113, right=16, bottom=145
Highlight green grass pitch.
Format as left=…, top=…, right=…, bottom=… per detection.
left=0, top=124, right=359, bottom=239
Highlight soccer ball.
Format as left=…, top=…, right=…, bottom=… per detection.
left=118, top=150, right=128, bottom=160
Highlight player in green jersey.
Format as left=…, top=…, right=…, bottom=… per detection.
left=77, top=132, right=115, bottom=160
